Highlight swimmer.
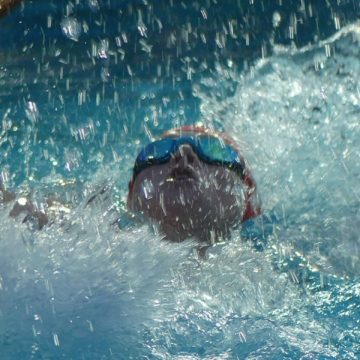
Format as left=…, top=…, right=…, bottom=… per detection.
left=127, top=126, right=261, bottom=242
left=0, top=126, right=262, bottom=244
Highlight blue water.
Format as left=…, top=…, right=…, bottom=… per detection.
left=0, top=1, right=359, bottom=359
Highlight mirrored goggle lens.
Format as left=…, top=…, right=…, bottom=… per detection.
left=137, top=138, right=174, bottom=163
left=197, top=135, right=239, bottom=163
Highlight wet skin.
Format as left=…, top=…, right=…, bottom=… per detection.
left=128, top=144, right=246, bottom=242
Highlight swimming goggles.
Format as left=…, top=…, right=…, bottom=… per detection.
left=132, top=134, right=246, bottom=178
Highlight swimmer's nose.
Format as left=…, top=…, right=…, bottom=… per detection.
left=171, top=144, right=201, bottom=168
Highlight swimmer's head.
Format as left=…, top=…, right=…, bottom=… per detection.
left=128, top=125, right=261, bottom=242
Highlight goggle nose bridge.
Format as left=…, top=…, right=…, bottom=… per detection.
left=169, top=136, right=200, bottom=158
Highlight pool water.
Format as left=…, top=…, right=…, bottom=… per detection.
left=0, top=1, right=359, bottom=359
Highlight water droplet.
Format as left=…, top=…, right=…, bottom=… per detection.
left=97, top=39, right=109, bottom=59
left=86, top=320, right=94, bottom=332
left=60, top=17, right=82, bottom=42
left=289, top=26, right=294, bottom=40
left=139, top=39, right=152, bottom=54
left=53, top=333, right=60, bottom=347
left=25, top=101, right=39, bottom=124
left=159, top=192, right=166, bottom=215
left=200, top=8, right=207, bottom=20
left=272, top=12, right=281, bottom=28
left=142, top=179, right=154, bottom=199
left=88, top=0, right=99, bottom=12
left=115, top=36, right=122, bottom=47
left=334, top=15, right=341, bottom=30
left=324, top=44, right=331, bottom=58
left=101, top=67, right=110, bottom=82
left=239, top=330, right=247, bottom=343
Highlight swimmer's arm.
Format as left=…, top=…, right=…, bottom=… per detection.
left=0, top=182, right=49, bottom=229
left=0, top=181, right=16, bottom=203
left=9, top=197, right=49, bottom=229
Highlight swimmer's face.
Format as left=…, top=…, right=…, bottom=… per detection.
left=128, top=144, right=246, bottom=242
